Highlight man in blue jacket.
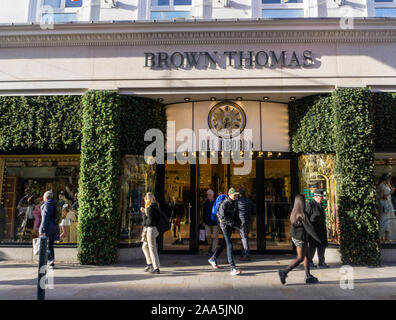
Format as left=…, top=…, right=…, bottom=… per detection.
left=208, top=188, right=242, bottom=276
left=39, top=191, right=60, bottom=269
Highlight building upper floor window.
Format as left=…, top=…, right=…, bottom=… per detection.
left=40, top=0, right=82, bottom=23
left=151, top=0, right=192, bottom=5
left=261, top=0, right=304, bottom=18
left=374, top=0, right=396, bottom=17
left=44, top=0, right=82, bottom=8
left=150, top=0, right=192, bottom=20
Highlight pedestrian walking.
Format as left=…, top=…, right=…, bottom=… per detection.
left=278, top=194, right=321, bottom=285
left=208, top=188, right=242, bottom=276
left=140, top=192, right=161, bottom=274
left=202, top=189, right=218, bottom=255
left=306, top=189, right=329, bottom=268
left=237, top=188, right=255, bottom=261
left=39, top=191, right=60, bottom=269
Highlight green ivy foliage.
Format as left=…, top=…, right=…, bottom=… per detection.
left=372, top=92, right=396, bottom=149
left=332, top=88, right=381, bottom=266
left=77, top=91, right=122, bottom=265
left=289, top=94, right=334, bottom=153
left=0, top=95, right=82, bottom=152
left=289, top=89, right=386, bottom=266
left=119, top=96, right=167, bottom=154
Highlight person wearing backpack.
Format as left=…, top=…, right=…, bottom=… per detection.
left=208, top=188, right=242, bottom=276
left=140, top=192, right=161, bottom=275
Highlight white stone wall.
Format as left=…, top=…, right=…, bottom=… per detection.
left=0, top=0, right=387, bottom=23
left=0, top=0, right=31, bottom=23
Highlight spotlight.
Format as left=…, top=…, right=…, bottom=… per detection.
left=236, top=97, right=242, bottom=101
left=210, top=97, right=216, bottom=101
left=263, top=96, right=269, bottom=101
left=290, top=96, right=296, bottom=101
left=184, top=97, right=191, bottom=102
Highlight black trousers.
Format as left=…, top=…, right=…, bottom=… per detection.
left=48, top=239, right=55, bottom=264
left=309, top=240, right=326, bottom=265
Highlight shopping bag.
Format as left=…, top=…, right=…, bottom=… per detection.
left=32, top=238, right=41, bottom=256
left=199, top=228, right=206, bottom=242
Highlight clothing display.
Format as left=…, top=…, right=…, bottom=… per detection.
left=378, top=182, right=396, bottom=242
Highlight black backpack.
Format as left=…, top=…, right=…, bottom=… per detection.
left=157, top=208, right=171, bottom=233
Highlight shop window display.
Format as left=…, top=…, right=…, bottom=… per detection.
left=119, top=155, right=156, bottom=245
left=374, top=154, right=396, bottom=243
left=298, top=154, right=339, bottom=243
left=0, top=156, right=80, bottom=244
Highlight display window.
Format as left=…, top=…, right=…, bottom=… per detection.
left=119, top=155, right=156, bottom=245
left=0, top=155, right=80, bottom=244
left=374, top=153, right=396, bottom=244
left=298, top=154, right=339, bottom=243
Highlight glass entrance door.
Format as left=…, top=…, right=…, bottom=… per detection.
left=264, top=160, right=292, bottom=251
left=198, top=160, right=257, bottom=254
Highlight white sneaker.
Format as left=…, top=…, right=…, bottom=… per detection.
left=230, top=268, right=242, bottom=276
left=208, top=258, right=219, bottom=269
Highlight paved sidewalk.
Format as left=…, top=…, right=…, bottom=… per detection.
left=1, top=254, right=396, bottom=300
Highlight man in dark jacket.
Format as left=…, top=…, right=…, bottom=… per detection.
left=202, top=189, right=218, bottom=255
left=39, top=191, right=60, bottom=269
left=208, top=188, right=242, bottom=276
left=306, top=189, right=329, bottom=268
left=237, top=188, right=255, bottom=261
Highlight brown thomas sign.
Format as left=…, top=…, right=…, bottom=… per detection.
left=144, top=50, right=315, bottom=69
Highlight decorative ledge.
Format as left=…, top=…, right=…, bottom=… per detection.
left=1, top=29, right=396, bottom=48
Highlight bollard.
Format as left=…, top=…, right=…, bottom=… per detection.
left=36, top=236, right=48, bottom=300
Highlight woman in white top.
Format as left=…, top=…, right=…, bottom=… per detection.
left=378, top=173, right=396, bottom=242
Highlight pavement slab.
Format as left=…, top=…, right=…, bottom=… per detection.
left=0, top=254, right=395, bottom=300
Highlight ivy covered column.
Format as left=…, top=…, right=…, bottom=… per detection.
left=332, top=88, right=381, bottom=266
left=78, top=91, right=122, bottom=265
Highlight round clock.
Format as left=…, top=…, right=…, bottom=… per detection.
left=208, top=101, right=247, bottom=138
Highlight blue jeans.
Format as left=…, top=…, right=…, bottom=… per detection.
left=212, top=225, right=235, bottom=269
left=239, top=224, right=250, bottom=257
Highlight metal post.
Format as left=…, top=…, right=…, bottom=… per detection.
left=36, top=236, right=48, bottom=300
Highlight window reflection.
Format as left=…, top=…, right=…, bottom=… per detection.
left=150, top=11, right=190, bottom=19
left=119, top=155, right=156, bottom=245
left=374, top=155, right=396, bottom=244
left=0, top=156, right=80, bottom=244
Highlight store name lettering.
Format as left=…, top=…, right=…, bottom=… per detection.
left=144, top=50, right=315, bottom=69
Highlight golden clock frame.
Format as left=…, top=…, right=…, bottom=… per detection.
left=207, top=100, right=247, bottom=138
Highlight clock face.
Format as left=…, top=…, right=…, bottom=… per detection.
left=208, top=101, right=246, bottom=138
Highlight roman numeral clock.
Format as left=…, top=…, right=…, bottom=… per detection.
left=208, top=101, right=247, bottom=139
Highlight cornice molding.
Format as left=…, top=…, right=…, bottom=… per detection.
left=1, top=24, right=396, bottom=48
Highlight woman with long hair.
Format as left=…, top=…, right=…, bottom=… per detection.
left=140, top=192, right=161, bottom=274
left=278, top=194, right=321, bottom=285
